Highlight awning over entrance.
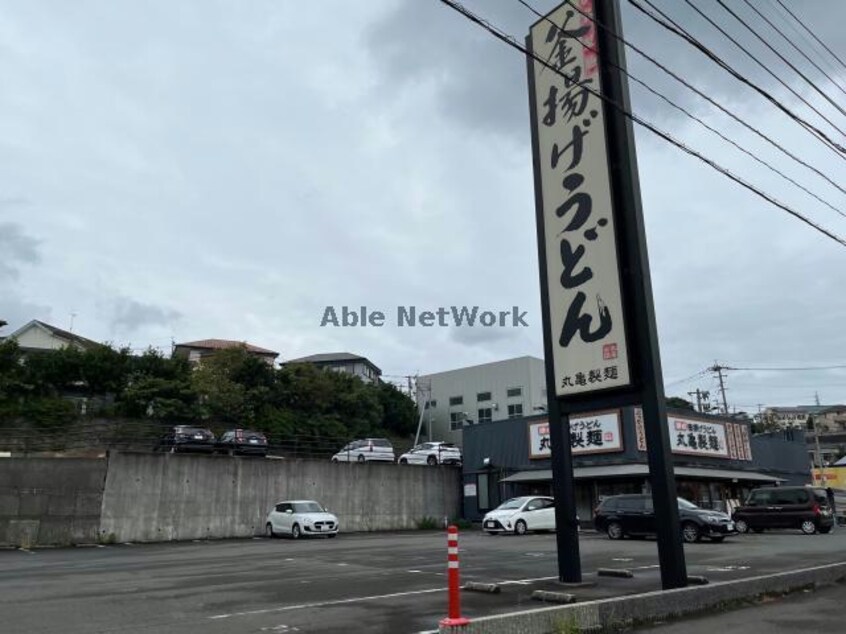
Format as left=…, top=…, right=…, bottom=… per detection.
left=499, top=464, right=784, bottom=484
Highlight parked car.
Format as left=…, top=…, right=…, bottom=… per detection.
left=398, top=442, right=462, bottom=466
left=482, top=496, right=555, bottom=535
left=265, top=499, right=339, bottom=539
left=331, top=438, right=395, bottom=463
left=155, top=425, right=216, bottom=453
left=594, top=494, right=735, bottom=543
left=217, top=429, right=268, bottom=457
left=732, top=486, right=834, bottom=535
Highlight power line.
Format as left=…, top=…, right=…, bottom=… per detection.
left=715, top=0, right=846, bottom=118
left=740, top=0, right=846, bottom=99
left=665, top=368, right=710, bottom=388
left=766, top=0, right=845, bottom=82
left=772, top=0, right=846, bottom=74
left=435, top=0, right=846, bottom=248
left=674, top=0, right=846, bottom=147
left=516, top=0, right=846, bottom=220
left=567, top=0, right=846, bottom=201
left=630, top=0, right=846, bottom=159
left=724, top=364, right=846, bottom=372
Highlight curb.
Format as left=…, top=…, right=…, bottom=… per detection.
left=438, top=561, right=846, bottom=634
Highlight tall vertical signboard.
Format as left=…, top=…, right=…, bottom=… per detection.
left=527, top=0, right=687, bottom=588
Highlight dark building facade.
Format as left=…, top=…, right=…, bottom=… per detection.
left=461, top=408, right=811, bottom=524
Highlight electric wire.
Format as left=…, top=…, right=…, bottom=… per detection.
left=676, top=0, right=846, bottom=144
left=766, top=0, right=844, bottom=81
left=716, top=0, right=846, bottom=117
left=772, top=0, right=846, bottom=74
left=516, top=0, right=846, bottom=219
left=740, top=0, right=846, bottom=98
left=629, top=0, right=846, bottom=158
left=435, top=0, right=846, bottom=248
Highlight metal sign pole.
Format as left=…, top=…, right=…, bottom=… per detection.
left=593, top=0, right=686, bottom=589
left=526, top=0, right=687, bottom=590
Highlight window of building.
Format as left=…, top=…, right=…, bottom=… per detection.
left=477, top=391, right=492, bottom=402
left=449, top=396, right=463, bottom=406
left=507, top=387, right=522, bottom=398
left=425, top=399, right=437, bottom=410
left=478, top=408, right=492, bottom=424
left=450, top=412, right=465, bottom=431
left=507, top=403, right=523, bottom=418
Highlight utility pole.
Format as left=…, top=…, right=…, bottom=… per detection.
left=810, top=414, right=826, bottom=486
left=815, top=391, right=821, bottom=407
left=686, top=388, right=710, bottom=413
left=709, top=363, right=729, bottom=414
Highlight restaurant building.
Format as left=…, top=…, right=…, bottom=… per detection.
left=461, top=407, right=810, bottom=523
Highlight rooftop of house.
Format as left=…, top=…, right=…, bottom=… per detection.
left=285, top=352, right=382, bottom=374
left=174, top=339, right=279, bottom=357
left=4, top=319, right=102, bottom=350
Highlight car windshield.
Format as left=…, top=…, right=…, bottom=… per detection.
left=292, top=502, right=325, bottom=513
left=677, top=498, right=698, bottom=510
left=496, top=498, right=525, bottom=510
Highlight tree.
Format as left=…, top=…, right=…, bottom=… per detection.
left=376, top=382, right=417, bottom=437
left=665, top=396, right=696, bottom=411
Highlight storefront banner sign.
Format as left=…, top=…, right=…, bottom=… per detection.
left=634, top=408, right=752, bottom=462
left=669, top=416, right=729, bottom=458
left=464, top=483, right=477, bottom=497
left=528, top=0, right=631, bottom=397
left=634, top=407, right=647, bottom=452
left=529, top=410, right=623, bottom=459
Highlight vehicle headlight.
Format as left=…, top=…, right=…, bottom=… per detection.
left=707, top=516, right=721, bottom=524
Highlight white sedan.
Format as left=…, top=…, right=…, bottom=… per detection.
left=482, top=496, right=556, bottom=535
left=265, top=500, right=339, bottom=539
left=398, top=442, right=463, bottom=466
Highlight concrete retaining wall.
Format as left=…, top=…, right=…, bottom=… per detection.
left=99, top=452, right=461, bottom=543
left=0, top=458, right=107, bottom=547
left=440, top=562, right=846, bottom=634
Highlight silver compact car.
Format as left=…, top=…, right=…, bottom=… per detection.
left=265, top=500, right=339, bottom=539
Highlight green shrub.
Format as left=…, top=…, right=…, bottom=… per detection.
left=416, top=516, right=440, bottom=530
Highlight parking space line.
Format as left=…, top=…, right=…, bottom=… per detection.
left=208, top=587, right=446, bottom=620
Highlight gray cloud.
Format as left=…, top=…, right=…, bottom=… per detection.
left=0, top=222, right=40, bottom=281
left=0, top=0, right=844, bottom=411
left=111, top=297, right=181, bottom=333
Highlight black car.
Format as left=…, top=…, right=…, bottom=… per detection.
left=155, top=425, right=216, bottom=453
left=732, top=486, right=834, bottom=535
left=217, top=429, right=268, bottom=457
left=594, top=494, right=735, bottom=543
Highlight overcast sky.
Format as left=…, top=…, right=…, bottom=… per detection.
left=2, top=0, right=845, bottom=411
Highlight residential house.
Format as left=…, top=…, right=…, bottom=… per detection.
left=172, top=339, right=279, bottom=366
left=284, top=352, right=382, bottom=384
left=1, top=319, right=102, bottom=354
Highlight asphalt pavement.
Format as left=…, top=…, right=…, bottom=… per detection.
left=2, top=528, right=845, bottom=633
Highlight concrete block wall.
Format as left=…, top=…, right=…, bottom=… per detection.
left=0, top=458, right=107, bottom=546
left=98, top=452, right=462, bottom=543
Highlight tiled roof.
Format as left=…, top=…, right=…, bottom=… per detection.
left=175, top=339, right=279, bottom=356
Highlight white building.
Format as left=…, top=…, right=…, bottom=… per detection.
left=285, top=352, right=382, bottom=384
left=418, top=356, right=547, bottom=446
left=1, top=319, right=101, bottom=353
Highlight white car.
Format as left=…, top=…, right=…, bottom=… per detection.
left=331, top=438, right=395, bottom=463
left=398, top=442, right=463, bottom=466
left=265, top=500, right=339, bottom=539
left=482, top=496, right=556, bottom=535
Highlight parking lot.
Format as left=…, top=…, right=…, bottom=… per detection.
left=3, top=528, right=845, bottom=633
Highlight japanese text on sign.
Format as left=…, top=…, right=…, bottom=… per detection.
left=528, top=0, right=631, bottom=397
left=529, top=410, right=623, bottom=459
